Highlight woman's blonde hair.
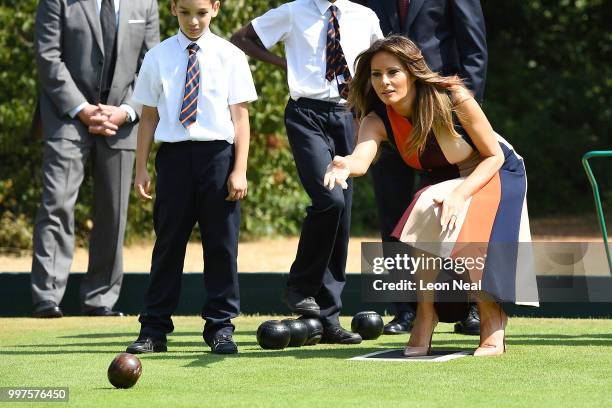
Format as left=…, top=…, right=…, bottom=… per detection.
left=348, top=35, right=465, bottom=157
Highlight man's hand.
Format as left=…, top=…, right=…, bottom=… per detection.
left=97, top=104, right=129, bottom=127
left=226, top=170, right=247, bottom=201
left=87, top=104, right=128, bottom=136
left=76, top=104, right=100, bottom=126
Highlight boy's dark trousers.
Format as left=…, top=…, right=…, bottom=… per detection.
left=284, top=98, right=355, bottom=327
left=138, top=141, right=240, bottom=343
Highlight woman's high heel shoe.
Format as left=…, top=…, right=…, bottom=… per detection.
left=474, top=307, right=507, bottom=357
left=403, top=316, right=437, bottom=357
left=403, top=337, right=432, bottom=357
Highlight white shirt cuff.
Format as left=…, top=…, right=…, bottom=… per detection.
left=68, top=102, right=88, bottom=119
left=120, top=104, right=137, bottom=122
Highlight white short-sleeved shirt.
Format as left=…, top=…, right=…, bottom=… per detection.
left=133, top=29, right=258, bottom=143
left=251, top=0, right=383, bottom=101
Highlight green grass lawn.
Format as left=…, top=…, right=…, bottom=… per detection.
left=0, top=316, right=611, bottom=407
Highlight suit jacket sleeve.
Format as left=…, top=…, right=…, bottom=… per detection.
left=122, top=0, right=160, bottom=117
left=451, top=0, right=488, bottom=102
left=35, top=0, right=87, bottom=116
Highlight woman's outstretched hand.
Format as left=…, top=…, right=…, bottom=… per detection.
left=324, top=155, right=350, bottom=190
left=433, top=191, right=467, bottom=232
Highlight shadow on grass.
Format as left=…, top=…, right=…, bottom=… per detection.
left=60, top=330, right=259, bottom=339
left=0, top=345, right=406, bottom=367
left=142, top=345, right=399, bottom=368
left=11, top=340, right=262, bottom=348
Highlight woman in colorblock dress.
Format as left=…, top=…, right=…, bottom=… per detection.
left=324, top=36, right=538, bottom=357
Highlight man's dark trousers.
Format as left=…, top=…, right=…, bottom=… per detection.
left=138, top=141, right=240, bottom=343
left=284, top=98, right=355, bottom=327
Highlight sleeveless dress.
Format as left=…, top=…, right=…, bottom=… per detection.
left=373, top=102, right=539, bottom=306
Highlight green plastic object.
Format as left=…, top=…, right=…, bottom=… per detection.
left=582, top=151, right=612, bottom=272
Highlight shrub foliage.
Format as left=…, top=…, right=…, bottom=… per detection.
left=0, top=0, right=609, bottom=252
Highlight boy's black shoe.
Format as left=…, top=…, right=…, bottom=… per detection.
left=283, top=288, right=320, bottom=317
left=383, top=310, right=416, bottom=335
left=126, top=337, right=167, bottom=354
left=320, top=325, right=362, bottom=344
left=454, top=304, right=480, bottom=335
left=207, top=333, right=238, bottom=354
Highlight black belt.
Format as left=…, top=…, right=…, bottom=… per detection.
left=290, top=97, right=349, bottom=112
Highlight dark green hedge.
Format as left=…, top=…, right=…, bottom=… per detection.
left=0, top=0, right=610, bottom=252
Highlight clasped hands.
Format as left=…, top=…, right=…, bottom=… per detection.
left=78, top=103, right=128, bottom=136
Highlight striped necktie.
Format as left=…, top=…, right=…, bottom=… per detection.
left=325, top=5, right=352, bottom=99
left=180, top=43, right=200, bottom=128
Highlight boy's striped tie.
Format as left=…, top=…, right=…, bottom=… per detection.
left=325, top=5, right=352, bottom=99
left=180, top=43, right=200, bottom=128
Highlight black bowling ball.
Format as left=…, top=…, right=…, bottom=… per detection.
left=281, top=319, right=309, bottom=347
left=256, top=320, right=291, bottom=350
left=297, top=316, right=323, bottom=346
left=351, top=311, right=384, bottom=340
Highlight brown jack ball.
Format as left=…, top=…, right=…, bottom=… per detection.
left=107, top=353, right=142, bottom=389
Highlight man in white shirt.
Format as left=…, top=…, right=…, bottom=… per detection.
left=31, top=0, right=159, bottom=318
left=232, top=0, right=383, bottom=344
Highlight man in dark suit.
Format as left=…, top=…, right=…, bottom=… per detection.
left=30, top=0, right=159, bottom=317
left=355, top=0, right=488, bottom=335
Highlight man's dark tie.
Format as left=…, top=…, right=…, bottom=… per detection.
left=100, top=0, right=117, bottom=103
left=398, top=0, right=410, bottom=31
left=179, top=43, right=200, bottom=128
left=325, top=5, right=352, bottom=100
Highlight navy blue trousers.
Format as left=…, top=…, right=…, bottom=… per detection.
left=139, top=141, right=240, bottom=342
left=284, top=98, right=355, bottom=327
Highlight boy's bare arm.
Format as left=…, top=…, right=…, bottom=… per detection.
left=230, top=24, right=286, bottom=71
left=226, top=102, right=250, bottom=201
left=134, top=105, right=159, bottom=200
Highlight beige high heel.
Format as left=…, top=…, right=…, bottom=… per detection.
left=474, top=307, right=507, bottom=357
left=403, top=316, right=438, bottom=357
left=403, top=337, right=432, bottom=357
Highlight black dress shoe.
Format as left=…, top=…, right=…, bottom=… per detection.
left=126, top=337, right=167, bottom=354
left=383, top=310, right=416, bottom=335
left=320, top=325, right=362, bottom=344
left=283, top=288, right=320, bottom=317
left=207, top=333, right=238, bottom=354
left=454, top=304, right=480, bottom=335
left=85, top=307, right=126, bottom=317
left=32, top=300, right=63, bottom=318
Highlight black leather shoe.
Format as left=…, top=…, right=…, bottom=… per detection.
left=207, top=333, right=238, bottom=354
left=320, top=325, right=362, bottom=344
left=454, top=304, right=480, bottom=335
left=383, top=310, right=416, bottom=335
left=32, top=300, right=63, bottom=318
left=85, top=307, right=126, bottom=317
left=283, top=288, right=320, bottom=317
left=126, top=337, right=167, bottom=354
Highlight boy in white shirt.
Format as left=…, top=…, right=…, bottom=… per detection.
left=126, top=0, right=257, bottom=355
left=232, top=0, right=382, bottom=344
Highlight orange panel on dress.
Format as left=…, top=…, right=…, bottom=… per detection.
left=455, top=172, right=501, bottom=245
left=386, top=106, right=422, bottom=170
